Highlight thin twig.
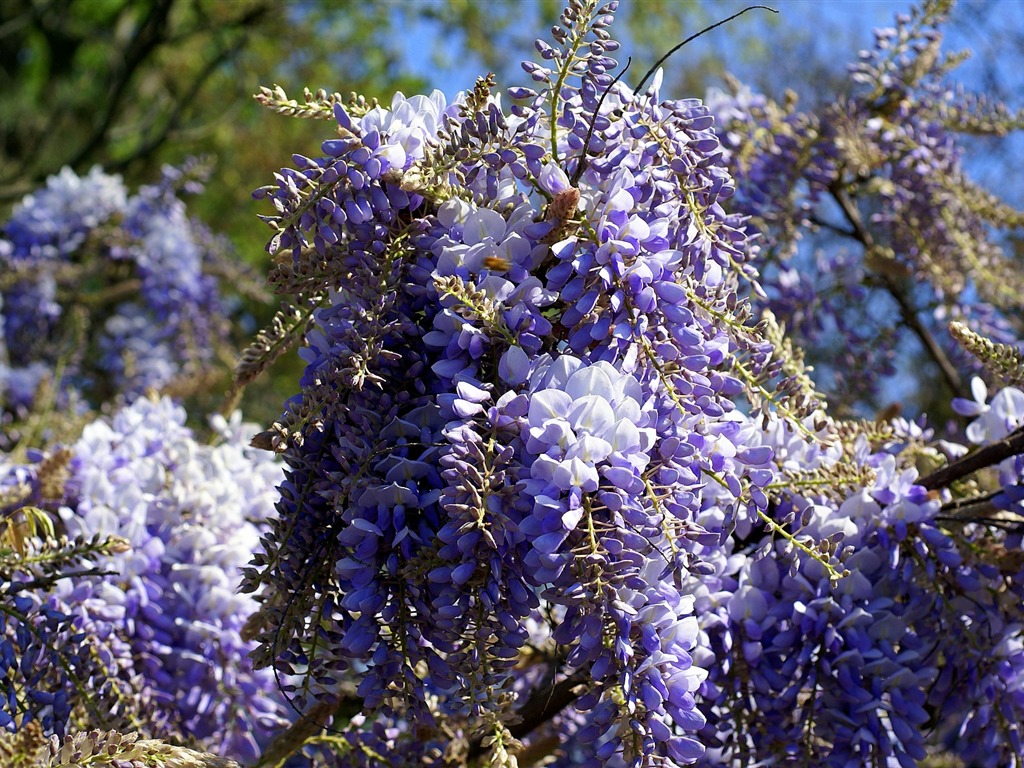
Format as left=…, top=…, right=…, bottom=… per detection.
left=937, top=487, right=1000, bottom=516
left=6, top=568, right=118, bottom=592
left=570, top=57, right=631, bottom=187
left=634, top=6, right=779, bottom=94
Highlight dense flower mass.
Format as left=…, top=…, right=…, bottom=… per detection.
left=4, top=1, right=1024, bottom=767
left=0, top=396, right=288, bottom=762
left=243, top=1, right=779, bottom=764
left=0, top=163, right=233, bottom=418
left=232, top=1, right=1024, bottom=767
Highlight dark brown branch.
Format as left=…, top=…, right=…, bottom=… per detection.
left=109, top=41, right=238, bottom=173
left=252, top=697, right=339, bottom=768
left=828, top=182, right=965, bottom=398
left=509, top=670, right=588, bottom=741
left=806, top=212, right=856, bottom=239
left=935, top=514, right=1023, bottom=531
left=880, top=269, right=964, bottom=395
left=109, top=5, right=270, bottom=174
left=920, top=423, right=1024, bottom=490
left=7, top=567, right=118, bottom=592
left=2, top=0, right=160, bottom=179
left=933, top=490, right=1014, bottom=528
left=59, top=0, right=176, bottom=171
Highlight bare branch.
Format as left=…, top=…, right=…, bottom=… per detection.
left=828, top=182, right=965, bottom=398
left=920, top=424, right=1024, bottom=490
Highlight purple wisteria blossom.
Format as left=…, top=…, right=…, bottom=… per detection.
left=230, top=1, right=1024, bottom=766
left=708, top=2, right=1024, bottom=413
left=245, top=2, right=779, bottom=765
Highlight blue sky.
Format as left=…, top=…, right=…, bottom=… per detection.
left=393, top=0, right=1024, bottom=101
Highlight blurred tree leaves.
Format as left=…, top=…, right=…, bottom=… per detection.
left=1, top=0, right=267, bottom=198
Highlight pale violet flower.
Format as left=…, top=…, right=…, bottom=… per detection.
left=953, top=376, right=1024, bottom=445
left=358, top=90, right=460, bottom=169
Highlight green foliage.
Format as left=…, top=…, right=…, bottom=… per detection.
left=0, top=0, right=270, bottom=200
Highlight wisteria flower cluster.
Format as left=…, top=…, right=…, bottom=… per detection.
left=707, top=0, right=1024, bottom=411
left=686, top=401, right=1024, bottom=767
left=0, top=162, right=240, bottom=425
left=0, top=396, right=288, bottom=763
left=228, top=1, right=1024, bottom=767
left=240, top=1, right=786, bottom=764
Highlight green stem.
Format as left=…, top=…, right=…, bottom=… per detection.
left=755, top=508, right=844, bottom=582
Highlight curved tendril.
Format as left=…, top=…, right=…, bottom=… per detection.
left=570, top=57, right=632, bottom=188
left=634, top=5, right=780, bottom=95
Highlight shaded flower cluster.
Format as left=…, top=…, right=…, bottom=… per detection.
left=684, top=415, right=941, bottom=766
left=0, top=162, right=236, bottom=421
left=0, top=448, right=120, bottom=738
left=673, top=384, right=1024, bottom=768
